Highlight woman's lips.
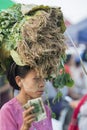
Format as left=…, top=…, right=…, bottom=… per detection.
left=37, top=90, right=44, bottom=94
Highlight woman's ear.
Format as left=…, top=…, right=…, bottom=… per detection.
left=15, top=76, right=22, bottom=88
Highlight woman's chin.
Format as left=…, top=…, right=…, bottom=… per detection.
left=36, top=91, right=44, bottom=96
left=34, top=93, right=43, bottom=98
left=26, top=91, right=44, bottom=99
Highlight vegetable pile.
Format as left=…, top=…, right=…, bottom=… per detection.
left=0, top=4, right=74, bottom=102
left=0, top=4, right=66, bottom=77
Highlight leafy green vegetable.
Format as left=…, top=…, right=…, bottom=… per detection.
left=10, top=50, right=25, bottom=66
left=52, top=91, right=62, bottom=104
left=52, top=59, right=74, bottom=89
left=53, top=73, right=74, bottom=88
left=0, top=4, right=66, bottom=76
left=47, top=59, right=74, bottom=101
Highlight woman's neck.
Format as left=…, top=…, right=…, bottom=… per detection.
left=16, top=91, right=31, bottom=106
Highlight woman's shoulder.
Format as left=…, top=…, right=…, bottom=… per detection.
left=0, top=97, right=23, bottom=124
left=0, top=98, right=23, bottom=130
left=1, top=97, right=21, bottom=114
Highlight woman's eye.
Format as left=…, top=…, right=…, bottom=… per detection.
left=33, top=78, right=45, bottom=82
left=33, top=78, right=39, bottom=82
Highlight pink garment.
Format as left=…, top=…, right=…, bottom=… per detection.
left=0, top=97, right=53, bottom=130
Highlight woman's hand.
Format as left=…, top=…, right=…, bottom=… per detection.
left=21, top=106, right=36, bottom=130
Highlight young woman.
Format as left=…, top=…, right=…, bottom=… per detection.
left=0, top=62, right=53, bottom=130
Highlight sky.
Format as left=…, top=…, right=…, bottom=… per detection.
left=57, top=0, right=87, bottom=24
left=11, top=0, right=87, bottom=24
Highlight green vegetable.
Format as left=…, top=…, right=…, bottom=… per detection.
left=0, top=4, right=66, bottom=76
left=10, top=50, right=25, bottom=66
left=52, top=59, right=74, bottom=89
left=47, top=59, right=74, bottom=101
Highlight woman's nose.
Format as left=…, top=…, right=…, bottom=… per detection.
left=39, top=79, right=45, bottom=88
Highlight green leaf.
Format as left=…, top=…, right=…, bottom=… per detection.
left=65, top=78, right=74, bottom=87
left=10, top=50, right=25, bottom=66
left=52, top=112, right=56, bottom=119
left=52, top=91, right=62, bottom=104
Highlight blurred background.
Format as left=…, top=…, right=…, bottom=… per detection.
left=0, top=0, right=87, bottom=130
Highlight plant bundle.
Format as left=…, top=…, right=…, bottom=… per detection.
left=0, top=4, right=66, bottom=78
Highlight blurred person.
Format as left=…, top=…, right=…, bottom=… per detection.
left=42, top=80, right=68, bottom=120
left=64, top=54, right=74, bottom=75
left=64, top=54, right=82, bottom=100
left=81, top=44, right=87, bottom=89
left=68, top=94, right=87, bottom=130
left=82, top=44, right=87, bottom=62
left=78, top=98, right=87, bottom=130
left=67, top=57, right=87, bottom=130
left=0, top=75, right=13, bottom=108
left=70, top=58, right=87, bottom=96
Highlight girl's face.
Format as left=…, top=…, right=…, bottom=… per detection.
left=16, top=70, right=45, bottom=99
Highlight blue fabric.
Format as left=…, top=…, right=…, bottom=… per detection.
left=78, top=28, right=87, bottom=43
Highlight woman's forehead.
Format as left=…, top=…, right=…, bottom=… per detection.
left=26, top=70, right=42, bottom=78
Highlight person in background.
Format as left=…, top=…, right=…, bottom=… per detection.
left=78, top=97, right=87, bottom=130
left=68, top=94, right=87, bottom=130
left=81, top=44, right=87, bottom=89
left=70, top=58, right=87, bottom=96
left=64, top=54, right=74, bottom=75
left=64, top=54, right=82, bottom=100
left=0, top=75, right=13, bottom=108
left=82, top=44, right=87, bottom=62
left=42, top=80, right=65, bottom=120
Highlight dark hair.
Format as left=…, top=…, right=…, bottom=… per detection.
left=82, top=50, right=87, bottom=62
left=75, top=60, right=81, bottom=67
left=65, top=54, right=72, bottom=64
left=7, top=62, right=31, bottom=90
